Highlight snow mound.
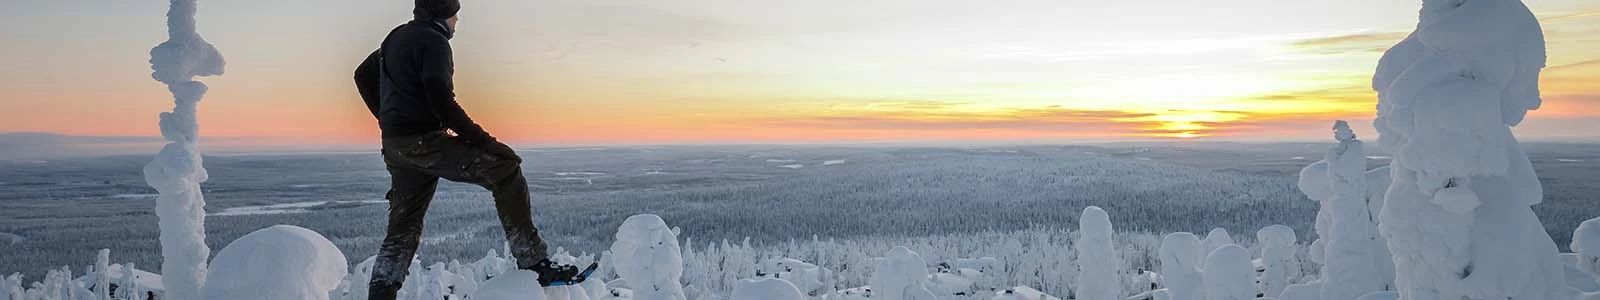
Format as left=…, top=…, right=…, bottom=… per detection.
left=730, top=277, right=804, bottom=300
left=202, top=225, right=346, bottom=300
left=992, top=285, right=1060, bottom=300
left=474, top=270, right=549, bottom=300
left=1356, top=291, right=1399, bottom=300
left=756, top=257, right=824, bottom=294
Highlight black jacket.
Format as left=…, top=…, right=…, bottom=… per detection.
left=355, top=20, right=492, bottom=142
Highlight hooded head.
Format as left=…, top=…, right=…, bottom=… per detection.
left=414, top=0, right=461, bottom=28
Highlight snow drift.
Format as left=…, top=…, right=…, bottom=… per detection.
left=201, top=225, right=346, bottom=300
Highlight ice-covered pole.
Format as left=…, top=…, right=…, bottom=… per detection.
left=1318, top=121, right=1388, bottom=300
left=143, top=0, right=225, bottom=299
left=1372, top=0, right=1566, bottom=299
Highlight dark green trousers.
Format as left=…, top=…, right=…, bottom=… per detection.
left=368, top=131, right=547, bottom=300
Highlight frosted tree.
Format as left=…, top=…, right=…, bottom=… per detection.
left=1201, top=228, right=1233, bottom=261
left=1, top=273, right=21, bottom=300
left=1256, top=225, right=1299, bottom=298
left=870, top=247, right=939, bottom=300
left=1315, top=121, right=1392, bottom=300
left=1203, top=245, right=1254, bottom=300
left=94, top=249, right=111, bottom=300
left=1574, top=217, right=1600, bottom=282
left=1299, top=154, right=1393, bottom=273
left=1371, top=0, right=1568, bottom=299
left=1160, top=232, right=1204, bottom=300
left=1075, top=206, right=1121, bottom=300
left=611, top=214, right=687, bottom=300
left=143, top=0, right=225, bottom=299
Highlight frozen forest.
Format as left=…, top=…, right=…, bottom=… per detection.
left=1, top=0, right=1594, bottom=299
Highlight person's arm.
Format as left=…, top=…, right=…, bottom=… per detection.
left=354, top=49, right=383, bottom=120
left=417, top=36, right=494, bottom=144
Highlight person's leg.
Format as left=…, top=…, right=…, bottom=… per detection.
left=475, top=158, right=549, bottom=269
left=409, top=133, right=550, bottom=269
left=368, top=164, right=440, bottom=300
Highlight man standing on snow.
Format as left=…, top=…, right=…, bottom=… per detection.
left=353, top=0, right=590, bottom=298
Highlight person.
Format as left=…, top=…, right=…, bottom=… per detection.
left=353, top=0, right=587, bottom=297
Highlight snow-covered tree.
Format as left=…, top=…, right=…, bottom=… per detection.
left=1203, top=245, right=1253, bottom=300
left=1372, top=0, right=1568, bottom=299
left=1575, top=217, right=1600, bottom=281
left=611, top=214, right=687, bottom=300
left=1076, top=206, right=1121, bottom=300
left=1201, top=228, right=1234, bottom=261
left=1313, top=121, right=1392, bottom=300
left=1160, top=232, right=1204, bottom=300
left=1256, top=225, right=1299, bottom=298
left=143, top=0, right=227, bottom=299
left=871, top=246, right=938, bottom=300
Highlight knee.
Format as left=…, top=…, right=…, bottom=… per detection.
left=477, top=160, right=523, bottom=183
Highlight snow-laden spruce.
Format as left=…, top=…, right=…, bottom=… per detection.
left=143, top=0, right=227, bottom=298
left=1575, top=217, right=1600, bottom=282
left=1075, top=206, right=1120, bottom=300
left=1372, top=0, right=1568, bottom=299
left=201, top=225, right=346, bottom=300
left=1201, top=228, right=1234, bottom=262
left=1310, top=121, right=1393, bottom=300
left=1256, top=225, right=1300, bottom=298
left=611, top=214, right=687, bottom=300
left=1297, top=146, right=1393, bottom=281
left=870, top=246, right=940, bottom=300
left=1159, top=232, right=1205, bottom=300
left=1203, top=245, right=1254, bottom=300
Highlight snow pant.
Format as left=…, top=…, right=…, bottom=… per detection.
left=369, top=131, right=548, bottom=300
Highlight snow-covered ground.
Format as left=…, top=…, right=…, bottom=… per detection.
left=208, top=200, right=387, bottom=217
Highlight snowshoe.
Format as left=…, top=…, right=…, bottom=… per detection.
left=535, top=260, right=598, bottom=287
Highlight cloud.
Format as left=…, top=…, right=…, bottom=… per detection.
left=1540, top=10, right=1600, bottom=23
left=755, top=105, right=1156, bottom=134
left=1286, top=9, right=1598, bottom=57
left=1549, top=59, right=1600, bottom=72
left=1288, top=32, right=1409, bottom=55
left=0, top=132, right=163, bottom=159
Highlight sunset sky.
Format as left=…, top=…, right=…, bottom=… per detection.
left=2, top=0, right=1598, bottom=146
